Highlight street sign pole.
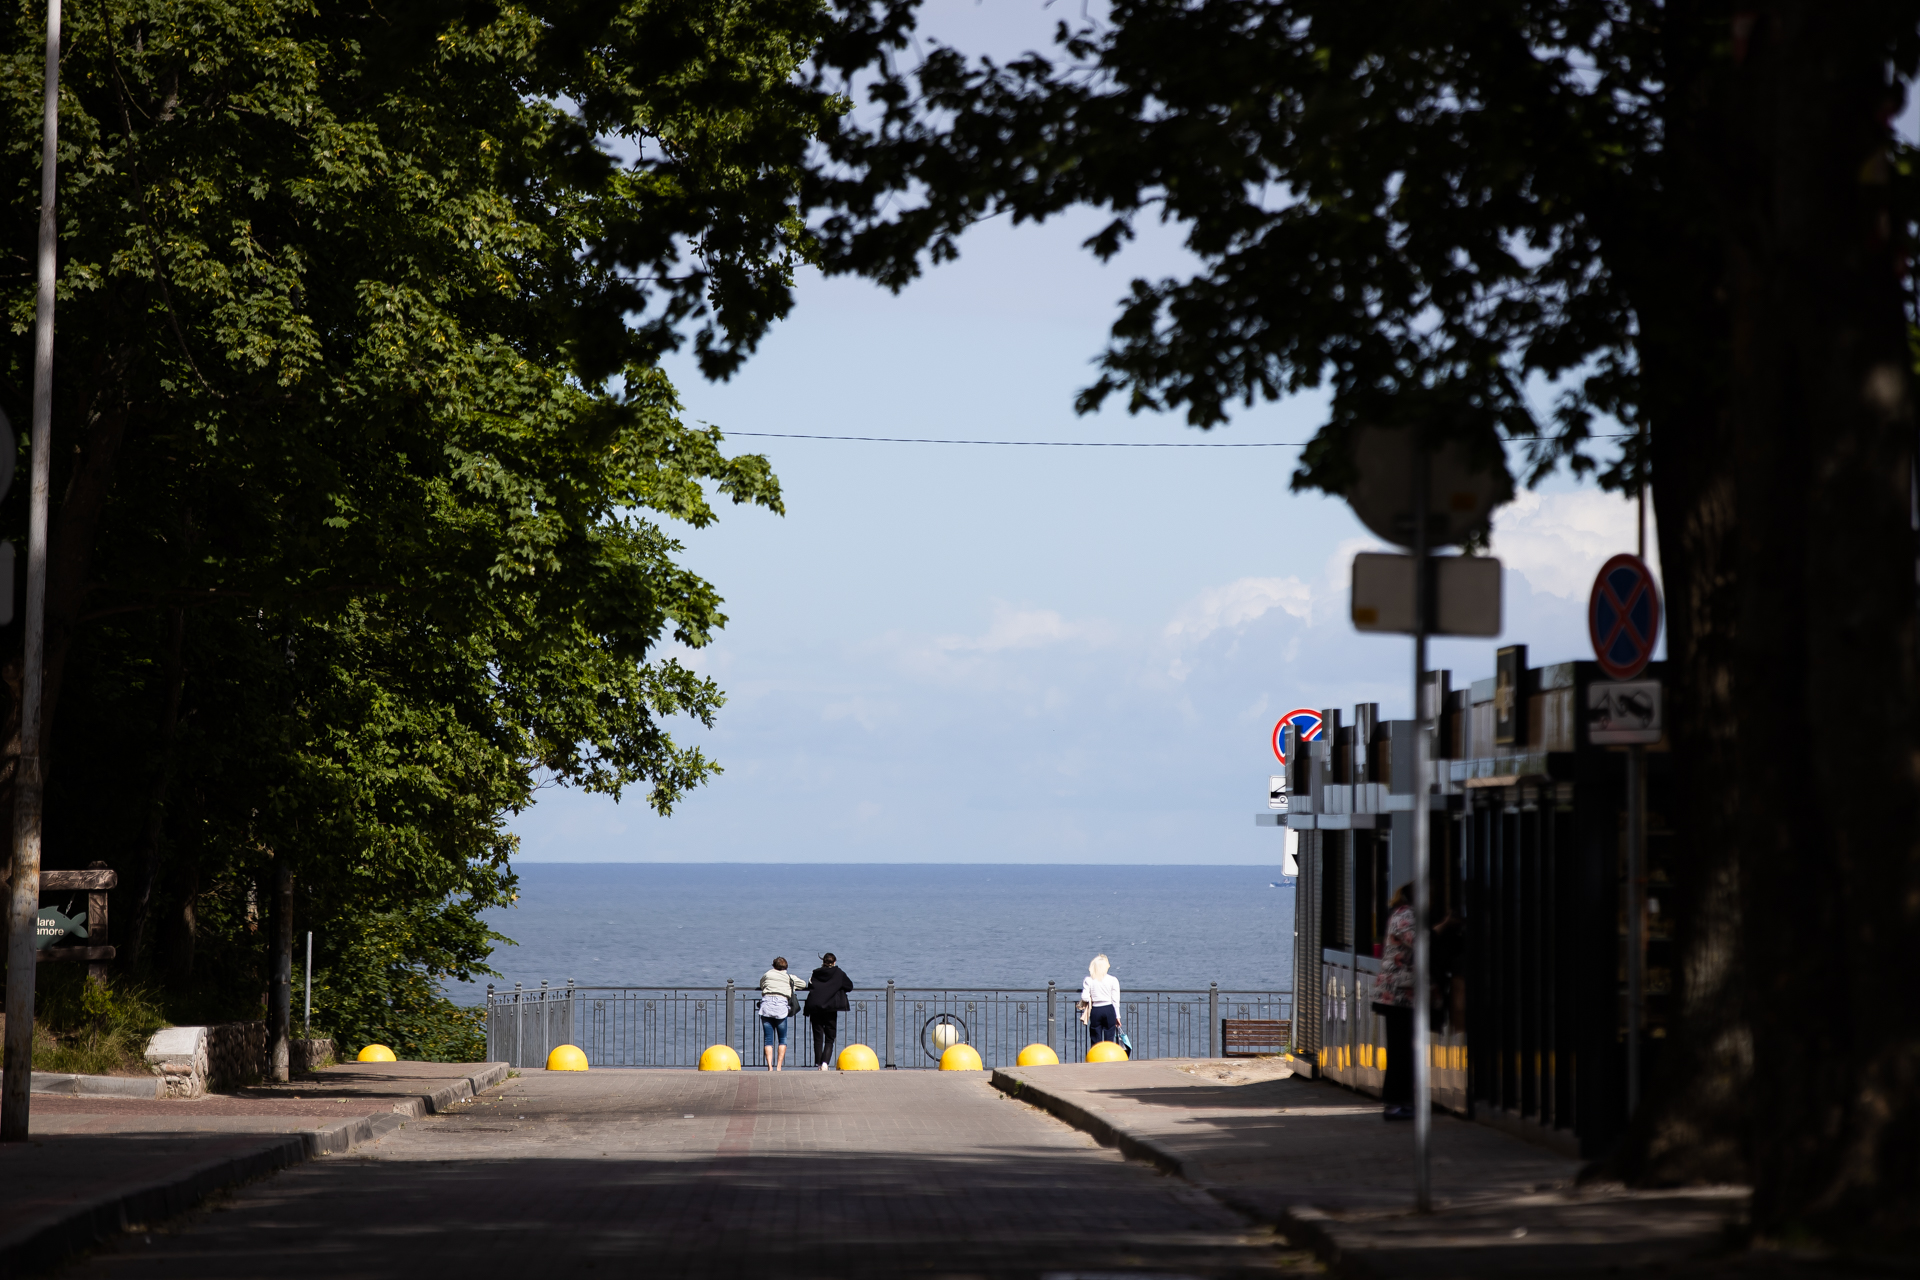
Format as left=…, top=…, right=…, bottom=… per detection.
left=1411, top=446, right=1432, bottom=1214
left=2, top=0, right=63, bottom=1145
left=1628, top=428, right=1648, bottom=1120
left=1627, top=735, right=1644, bottom=1117
left=1587, top=549, right=1661, bottom=1123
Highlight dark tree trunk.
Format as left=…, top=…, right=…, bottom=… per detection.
left=270, top=861, right=292, bottom=1082
left=1728, top=3, right=1920, bottom=1245
left=125, top=604, right=186, bottom=971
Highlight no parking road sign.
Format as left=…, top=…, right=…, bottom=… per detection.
left=1271, top=707, right=1325, bottom=765
left=1589, top=553, right=1661, bottom=680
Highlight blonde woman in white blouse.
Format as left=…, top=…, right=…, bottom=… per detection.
left=1079, top=954, right=1122, bottom=1046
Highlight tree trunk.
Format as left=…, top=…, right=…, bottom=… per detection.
left=1729, top=3, right=1920, bottom=1246
left=125, top=605, right=186, bottom=972
left=270, top=861, right=292, bottom=1082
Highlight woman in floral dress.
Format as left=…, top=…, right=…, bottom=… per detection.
left=1372, top=884, right=1416, bottom=1121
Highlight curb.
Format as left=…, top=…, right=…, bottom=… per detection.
left=0, top=1062, right=512, bottom=1278
left=29, top=1073, right=162, bottom=1100
left=990, top=1067, right=1373, bottom=1279
left=989, top=1069, right=1192, bottom=1178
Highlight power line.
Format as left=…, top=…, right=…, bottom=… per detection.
left=722, top=432, right=1306, bottom=446
left=721, top=430, right=1638, bottom=447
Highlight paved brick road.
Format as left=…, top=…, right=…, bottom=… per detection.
left=64, top=1071, right=1317, bottom=1279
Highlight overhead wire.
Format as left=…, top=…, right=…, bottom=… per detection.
left=719, top=431, right=1638, bottom=447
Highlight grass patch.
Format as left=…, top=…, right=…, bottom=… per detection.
left=1, top=969, right=169, bottom=1076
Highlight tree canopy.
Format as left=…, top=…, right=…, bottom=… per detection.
left=0, top=0, right=852, bottom=1047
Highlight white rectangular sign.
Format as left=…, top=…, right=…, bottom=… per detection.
left=1350, top=552, right=1502, bottom=637
left=1587, top=680, right=1663, bottom=745
left=1268, top=775, right=1288, bottom=811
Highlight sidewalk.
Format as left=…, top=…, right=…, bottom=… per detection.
left=0, top=1060, right=508, bottom=1276
left=993, top=1058, right=1750, bottom=1278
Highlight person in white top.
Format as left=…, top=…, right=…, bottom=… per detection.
left=1079, top=955, right=1123, bottom=1048
left=758, top=957, right=808, bottom=1070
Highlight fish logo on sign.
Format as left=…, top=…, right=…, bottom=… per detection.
left=1271, top=708, right=1325, bottom=765
left=1588, top=554, right=1661, bottom=680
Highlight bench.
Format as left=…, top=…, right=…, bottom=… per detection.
left=1221, top=1018, right=1291, bottom=1057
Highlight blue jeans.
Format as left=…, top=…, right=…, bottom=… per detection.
left=761, top=1015, right=789, bottom=1048
left=1089, top=1004, right=1119, bottom=1044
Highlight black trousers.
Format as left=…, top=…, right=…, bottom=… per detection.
left=1379, top=1003, right=1413, bottom=1106
left=810, top=1012, right=839, bottom=1065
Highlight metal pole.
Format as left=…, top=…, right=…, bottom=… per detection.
left=2, top=0, right=64, bottom=1144
left=1047, top=980, right=1057, bottom=1055
left=1627, top=419, right=1648, bottom=1117
left=1627, top=746, right=1645, bottom=1116
left=1411, top=444, right=1433, bottom=1213
left=304, top=931, right=312, bottom=1036
left=885, top=980, right=896, bottom=1068
left=725, top=978, right=735, bottom=1059
left=1209, top=982, right=1219, bottom=1058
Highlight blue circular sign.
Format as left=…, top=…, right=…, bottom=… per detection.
left=1589, top=554, right=1661, bottom=680
left=1271, top=708, right=1325, bottom=764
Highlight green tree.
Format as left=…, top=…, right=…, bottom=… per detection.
left=805, top=0, right=1920, bottom=1248
left=1, top=0, right=840, bottom=1041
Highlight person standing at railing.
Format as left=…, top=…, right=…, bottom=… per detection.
left=759, top=957, right=808, bottom=1071
left=1079, top=955, right=1123, bottom=1048
left=803, top=953, right=853, bottom=1070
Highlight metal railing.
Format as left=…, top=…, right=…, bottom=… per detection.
left=484, top=981, right=1293, bottom=1070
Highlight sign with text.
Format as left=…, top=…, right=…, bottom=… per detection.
left=1587, top=680, right=1663, bottom=745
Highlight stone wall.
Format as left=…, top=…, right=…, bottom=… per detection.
left=207, top=1021, right=267, bottom=1090
left=291, top=1037, right=336, bottom=1072
left=148, top=1025, right=336, bottom=1095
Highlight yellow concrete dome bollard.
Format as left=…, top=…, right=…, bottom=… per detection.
left=938, top=1044, right=984, bottom=1071
left=836, top=1044, right=880, bottom=1071
left=357, top=1044, right=397, bottom=1063
left=1016, top=1043, right=1060, bottom=1066
left=546, top=1044, right=589, bottom=1071
left=698, top=1043, right=742, bottom=1071
left=1085, top=1041, right=1129, bottom=1063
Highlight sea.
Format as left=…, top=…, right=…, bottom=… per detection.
left=454, top=864, right=1296, bottom=999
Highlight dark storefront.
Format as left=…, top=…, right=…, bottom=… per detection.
left=1287, top=648, right=1670, bottom=1160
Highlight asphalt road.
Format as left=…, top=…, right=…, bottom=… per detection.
left=61, top=1069, right=1318, bottom=1279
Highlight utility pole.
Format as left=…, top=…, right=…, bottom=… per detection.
left=2, top=0, right=63, bottom=1144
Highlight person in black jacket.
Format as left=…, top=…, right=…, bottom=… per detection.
left=804, top=954, right=853, bottom=1070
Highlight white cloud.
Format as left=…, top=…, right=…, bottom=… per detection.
left=937, top=603, right=1115, bottom=653
left=1164, top=576, right=1315, bottom=647
left=870, top=602, right=1118, bottom=690
left=822, top=697, right=899, bottom=731
left=1490, top=489, right=1660, bottom=598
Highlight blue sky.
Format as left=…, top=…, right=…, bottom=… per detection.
left=511, top=2, right=1657, bottom=865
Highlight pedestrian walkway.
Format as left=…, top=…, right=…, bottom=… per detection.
left=63, top=1069, right=1318, bottom=1279
left=0, top=1060, right=508, bottom=1275
left=993, top=1059, right=1751, bottom=1278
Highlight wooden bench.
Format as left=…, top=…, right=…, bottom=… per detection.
left=1221, top=1018, right=1291, bottom=1057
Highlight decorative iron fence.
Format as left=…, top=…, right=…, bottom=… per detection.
left=485, top=981, right=1293, bottom=1070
